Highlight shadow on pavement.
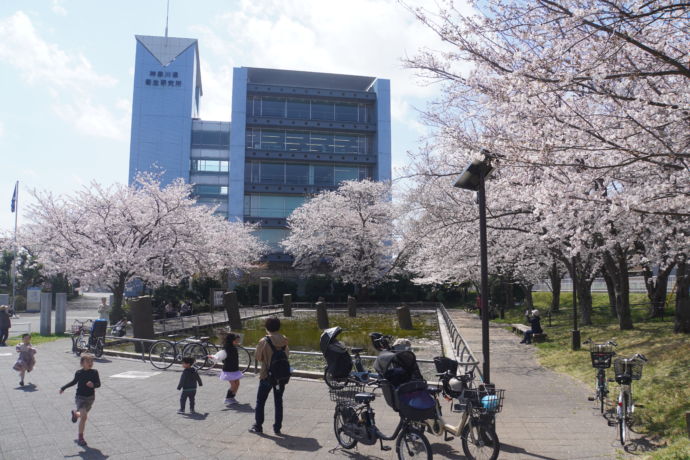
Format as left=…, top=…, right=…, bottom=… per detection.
left=66, top=444, right=109, bottom=459
left=222, top=403, right=254, bottom=413
left=327, top=447, right=386, bottom=459
left=265, top=434, right=321, bottom=452
left=16, top=383, right=38, bottom=392
left=429, top=442, right=463, bottom=458
left=501, top=443, right=558, bottom=460
left=183, top=411, right=209, bottom=420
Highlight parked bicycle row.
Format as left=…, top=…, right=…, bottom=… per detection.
left=322, top=326, right=503, bottom=460
left=584, top=338, right=648, bottom=446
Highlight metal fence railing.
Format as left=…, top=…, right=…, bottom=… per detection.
left=438, top=303, right=481, bottom=378
left=153, top=305, right=283, bottom=334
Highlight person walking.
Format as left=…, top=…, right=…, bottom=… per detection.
left=0, top=305, right=11, bottom=346
left=212, top=332, right=243, bottom=405
left=177, top=356, right=202, bottom=414
left=13, top=333, right=36, bottom=386
left=249, top=317, right=289, bottom=435
left=60, top=354, right=101, bottom=447
left=97, top=298, right=110, bottom=323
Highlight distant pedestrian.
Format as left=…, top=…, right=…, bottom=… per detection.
left=180, top=301, right=192, bottom=316
left=165, top=302, right=176, bottom=318
left=0, top=305, right=11, bottom=346
left=212, top=332, right=243, bottom=405
left=520, top=309, right=543, bottom=344
left=13, top=333, right=36, bottom=386
left=60, top=354, right=101, bottom=447
left=249, top=317, right=290, bottom=435
left=177, top=356, right=202, bottom=413
left=97, top=297, right=110, bottom=323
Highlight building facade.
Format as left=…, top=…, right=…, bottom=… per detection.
left=129, top=35, right=391, bottom=260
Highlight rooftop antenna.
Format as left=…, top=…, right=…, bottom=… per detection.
left=164, top=0, right=170, bottom=38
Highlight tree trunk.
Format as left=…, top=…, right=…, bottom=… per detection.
left=502, top=279, right=513, bottom=319
left=576, top=278, right=594, bottom=326
left=520, top=283, right=534, bottom=310
left=602, top=267, right=618, bottom=318
left=674, top=254, right=690, bottom=333
left=603, top=248, right=634, bottom=330
left=548, top=262, right=561, bottom=312
left=643, top=263, right=674, bottom=319
left=109, top=272, right=128, bottom=322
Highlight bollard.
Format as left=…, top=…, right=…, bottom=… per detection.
left=316, top=301, right=330, bottom=329
left=397, top=305, right=413, bottom=330
left=224, top=291, right=243, bottom=330
left=55, top=293, right=67, bottom=334
left=283, top=294, right=292, bottom=318
left=40, top=293, right=52, bottom=335
left=347, top=295, right=357, bottom=318
left=686, top=411, right=690, bottom=439
left=130, top=296, right=155, bottom=353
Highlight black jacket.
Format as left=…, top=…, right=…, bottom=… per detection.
left=529, top=316, right=543, bottom=334
left=177, top=367, right=203, bottom=390
left=61, top=369, right=101, bottom=397
left=222, top=346, right=239, bottom=372
left=0, top=311, right=10, bottom=329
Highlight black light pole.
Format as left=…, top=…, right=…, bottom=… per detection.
left=571, top=256, right=580, bottom=351
left=454, top=156, right=494, bottom=384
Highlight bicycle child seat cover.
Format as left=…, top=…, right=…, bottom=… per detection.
left=320, top=326, right=352, bottom=378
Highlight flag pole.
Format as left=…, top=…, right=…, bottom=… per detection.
left=11, top=181, right=18, bottom=316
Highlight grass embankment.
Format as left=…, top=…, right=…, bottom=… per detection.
left=7, top=333, right=68, bottom=346
left=485, top=292, right=690, bottom=459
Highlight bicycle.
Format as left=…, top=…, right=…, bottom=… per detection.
left=583, top=338, right=617, bottom=413
left=70, top=319, right=93, bottom=355
left=426, top=367, right=503, bottom=460
left=609, top=353, right=648, bottom=445
left=149, top=335, right=251, bottom=371
left=331, top=380, right=434, bottom=459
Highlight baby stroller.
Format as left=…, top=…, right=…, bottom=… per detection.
left=110, top=319, right=128, bottom=337
left=74, top=319, right=107, bottom=358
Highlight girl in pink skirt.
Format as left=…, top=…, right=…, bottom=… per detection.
left=212, top=333, right=243, bottom=405
left=13, top=333, right=36, bottom=386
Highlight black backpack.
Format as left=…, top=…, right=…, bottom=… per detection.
left=265, top=336, right=291, bottom=387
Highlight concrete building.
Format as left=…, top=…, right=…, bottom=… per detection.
left=129, top=35, right=391, bottom=261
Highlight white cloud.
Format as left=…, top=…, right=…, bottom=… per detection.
left=52, top=98, right=130, bottom=141
left=51, top=0, right=67, bottom=16
left=0, top=120, right=4, bottom=138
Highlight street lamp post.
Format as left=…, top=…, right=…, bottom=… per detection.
left=571, top=256, right=581, bottom=351
left=454, top=156, right=494, bottom=384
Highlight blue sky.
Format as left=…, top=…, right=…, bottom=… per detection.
left=0, top=0, right=459, bottom=232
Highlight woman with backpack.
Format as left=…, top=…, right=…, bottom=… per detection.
left=249, top=317, right=290, bottom=436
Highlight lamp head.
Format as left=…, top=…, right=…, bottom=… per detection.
left=453, top=156, right=494, bottom=191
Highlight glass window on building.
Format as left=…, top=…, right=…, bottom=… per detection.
left=246, top=96, right=256, bottom=117
left=359, top=166, right=371, bottom=180
left=333, top=134, right=359, bottom=154
left=246, top=128, right=260, bottom=149
left=285, top=131, right=310, bottom=152
left=335, top=103, right=358, bottom=122
left=357, top=135, right=370, bottom=154
left=284, top=196, right=306, bottom=215
left=286, top=163, right=309, bottom=184
left=193, top=159, right=228, bottom=172
left=260, top=129, right=285, bottom=151
left=195, top=185, right=228, bottom=196
left=313, top=165, right=334, bottom=186
left=309, top=133, right=333, bottom=153
left=261, top=97, right=286, bottom=118
left=358, top=104, right=370, bottom=123
left=256, top=228, right=290, bottom=251
left=261, top=162, right=285, bottom=184
left=334, top=166, right=359, bottom=184
left=311, top=101, right=334, bottom=121
left=192, top=130, right=229, bottom=148
left=286, top=99, right=310, bottom=119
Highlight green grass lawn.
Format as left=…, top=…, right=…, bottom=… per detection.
left=488, top=292, right=690, bottom=459
left=6, top=332, right=68, bottom=346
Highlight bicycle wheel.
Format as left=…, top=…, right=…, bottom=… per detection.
left=324, top=369, right=348, bottom=389
left=333, top=406, right=357, bottom=449
left=618, top=392, right=628, bottom=445
left=182, top=343, right=208, bottom=369
left=396, top=426, right=432, bottom=460
left=461, top=418, right=500, bottom=460
left=237, top=346, right=252, bottom=373
left=71, top=335, right=78, bottom=354
left=94, top=339, right=104, bottom=358
left=149, top=340, right=175, bottom=369
left=74, top=335, right=88, bottom=357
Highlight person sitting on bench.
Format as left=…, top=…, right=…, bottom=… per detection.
left=520, top=309, right=542, bottom=344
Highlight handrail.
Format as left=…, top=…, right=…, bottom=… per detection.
left=438, top=303, right=482, bottom=379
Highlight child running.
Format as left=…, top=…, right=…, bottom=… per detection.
left=60, top=354, right=101, bottom=447
left=13, top=333, right=36, bottom=386
left=177, top=356, right=202, bottom=413
left=212, top=332, right=243, bottom=405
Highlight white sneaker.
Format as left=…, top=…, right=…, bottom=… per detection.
left=226, top=398, right=238, bottom=405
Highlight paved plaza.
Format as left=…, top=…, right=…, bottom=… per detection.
left=0, top=309, right=632, bottom=459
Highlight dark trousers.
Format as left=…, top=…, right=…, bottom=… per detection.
left=523, top=330, right=537, bottom=343
left=180, top=390, right=196, bottom=411
left=254, top=378, right=285, bottom=430
left=0, top=328, right=8, bottom=345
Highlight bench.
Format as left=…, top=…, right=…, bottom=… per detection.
left=510, top=323, right=547, bottom=343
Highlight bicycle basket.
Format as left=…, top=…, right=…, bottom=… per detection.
left=590, top=352, right=614, bottom=369
left=71, top=323, right=83, bottom=334
left=462, top=384, right=505, bottom=413
left=329, top=382, right=366, bottom=405
left=433, top=356, right=458, bottom=375
left=614, top=358, right=644, bottom=380
left=589, top=343, right=615, bottom=354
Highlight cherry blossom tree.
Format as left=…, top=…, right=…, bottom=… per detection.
left=282, top=180, right=402, bottom=296
left=23, top=173, right=267, bottom=319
